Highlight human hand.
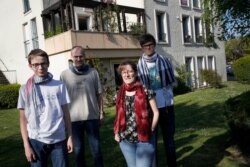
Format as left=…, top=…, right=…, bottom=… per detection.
left=114, top=133, right=120, bottom=142
left=99, top=112, right=104, bottom=126
left=67, top=136, right=73, bottom=153
left=24, top=144, right=36, bottom=162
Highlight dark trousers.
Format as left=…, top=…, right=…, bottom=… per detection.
left=72, top=120, right=104, bottom=167
left=154, top=106, right=177, bottom=167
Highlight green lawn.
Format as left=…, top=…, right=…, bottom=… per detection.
left=0, top=81, right=250, bottom=167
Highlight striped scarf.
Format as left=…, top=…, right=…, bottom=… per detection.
left=25, top=72, right=53, bottom=129
left=137, top=53, right=175, bottom=89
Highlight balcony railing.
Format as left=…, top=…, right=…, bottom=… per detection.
left=45, top=30, right=140, bottom=55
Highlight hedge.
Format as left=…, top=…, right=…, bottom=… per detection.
left=0, top=84, right=20, bottom=109
left=225, top=91, right=250, bottom=153
left=233, top=56, right=250, bottom=83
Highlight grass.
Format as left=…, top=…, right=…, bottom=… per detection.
left=0, top=81, right=250, bottom=167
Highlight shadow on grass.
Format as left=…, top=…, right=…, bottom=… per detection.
left=178, top=132, right=229, bottom=167
left=0, top=134, right=29, bottom=167
left=175, top=101, right=227, bottom=130
left=173, top=97, right=250, bottom=166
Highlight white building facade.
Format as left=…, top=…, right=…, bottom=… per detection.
left=0, top=0, right=226, bottom=89
left=144, top=0, right=226, bottom=87
left=0, top=0, right=45, bottom=84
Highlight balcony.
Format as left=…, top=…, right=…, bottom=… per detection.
left=45, top=30, right=140, bottom=56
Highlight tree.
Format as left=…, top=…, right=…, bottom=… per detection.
left=225, top=39, right=244, bottom=62
left=203, top=0, right=250, bottom=40
left=225, top=37, right=250, bottom=62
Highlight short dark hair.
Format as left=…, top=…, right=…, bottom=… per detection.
left=117, top=60, right=137, bottom=74
left=28, top=49, right=49, bottom=64
left=139, top=34, right=156, bottom=47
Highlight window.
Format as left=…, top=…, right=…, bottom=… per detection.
left=155, top=10, right=169, bottom=43
left=31, top=18, right=39, bottom=49
left=194, top=17, right=203, bottom=43
left=155, top=0, right=166, bottom=2
left=197, top=56, right=205, bottom=86
left=180, top=0, right=189, bottom=6
left=192, top=0, right=201, bottom=9
left=185, top=57, right=195, bottom=87
left=182, top=15, right=192, bottom=43
left=75, top=7, right=93, bottom=31
left=207, top=56, right=215, bottom=70
left=78, top=16, right=89, bottom=30
left=23, top=23, right=31, bottom=56
left=77, top=15, right=92, bottom=31
left=23, top=0, right=31, bottom=13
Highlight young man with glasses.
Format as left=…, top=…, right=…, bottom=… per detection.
left=17, top=49, right=73, bottom=167
left=137, top=34, right=177, bottom=167
left=60, top=46, right=104, bottom=167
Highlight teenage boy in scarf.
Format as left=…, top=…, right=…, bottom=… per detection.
left=137, top=34, right=177, bottom=167
left=18, top=49, right=73, bottom=167
left=60, top=46, right=104, bottom=167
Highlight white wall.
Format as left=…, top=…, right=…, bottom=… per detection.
left=48, top=52, right=71, bottom=80
left=0, top=0, right=45, bottom=84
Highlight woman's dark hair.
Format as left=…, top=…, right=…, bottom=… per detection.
left=139, top=33, right=156, bottom=47
left=117, top=60, right=137, bottom=74
left=28, top=49, right=49, bottom=64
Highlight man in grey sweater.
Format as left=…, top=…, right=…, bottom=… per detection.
left=60, top=46, right=104, bottom=167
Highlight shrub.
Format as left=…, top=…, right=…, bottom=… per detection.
left=233, top=56, right=250, bottom=83
left=174, top=65, right=192, bottom=95
left=0, top=84, right=20, bottom=109
left=225, top=91, right=250, bottom=153
left=200, top=69, right=222, bottom=88
left=173, top=77, right=191, bottom=95
left=87, top=58, right=115, bottom=107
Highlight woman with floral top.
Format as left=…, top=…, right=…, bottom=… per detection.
left=114, top=60, right=159, bottom=167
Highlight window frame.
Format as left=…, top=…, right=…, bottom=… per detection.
left=193, top=16, right=203, bottom=44
left=180, top=0, right=190, bottom=7
left=192, top=0, right=201, bottom=9
left=23, top=0, right=31, bottom=14
left=181, top=14, right=192, bottom=44
left=154, top=9, right=169, bottom=44
left=23, top=23, right=31, bottom=57
left=154, top=0, right=166, bottom=2
left=31, top=18, right=39, bottom=49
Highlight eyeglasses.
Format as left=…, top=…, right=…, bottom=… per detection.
left=121, top=70, right=134, bottom=76
left=142, top=43, right=154, bottom=49
left=30, top=63, right=49, bottom=69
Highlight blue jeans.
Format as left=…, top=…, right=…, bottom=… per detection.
left=29, top=139, right=68, bottom=167
left=72, top=120, right=103, bottom=167
left=119, top=135, right=155, bottom=167
left=154, top=106, right=177, bottom=167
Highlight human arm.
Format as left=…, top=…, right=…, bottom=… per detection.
left=113, top=102, right=120, bottom=142
left=97, top=93, right=104, bottom=125
left=19, top=109, right=36, bottom=162
left=62, top=104, right=73, bottom=153
left=148, top=98, right=159, bottom=133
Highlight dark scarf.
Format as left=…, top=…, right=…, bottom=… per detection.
left=137, top=53, right=175, bottom=89
left=114, top=80, right=151, bottom=141
left=69, top=60, right=90, bottom=75
left=25, top=72, right=53, bottom=129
